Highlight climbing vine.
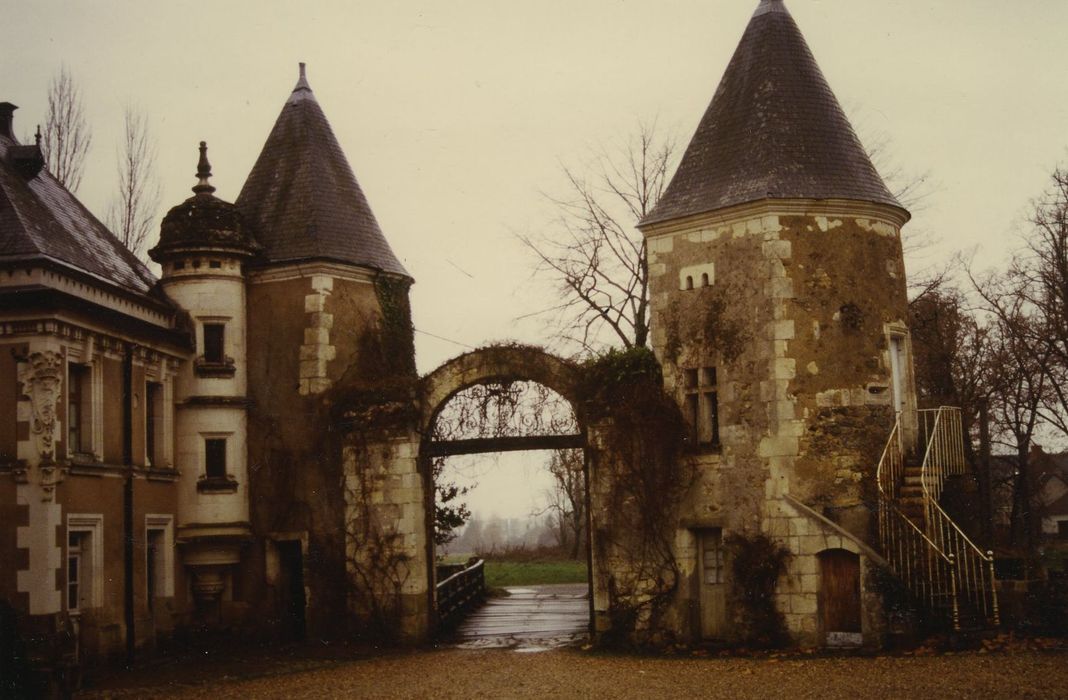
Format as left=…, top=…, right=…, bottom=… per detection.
left=724, top=532, right=792, bottom=648
left=579, top=347, right=695, bottom=646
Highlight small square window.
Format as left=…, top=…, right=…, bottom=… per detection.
left=203, top=323, right=225, bottom=363
left=205, top=438, right=227, bottom=479
left=209, top=260, right=222, bottom=269
left=173, top=260, right=186, bottom=271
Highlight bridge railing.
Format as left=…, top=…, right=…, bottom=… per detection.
left=436, top=558, right=486, bottom=629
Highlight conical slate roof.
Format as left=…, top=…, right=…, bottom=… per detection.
left=641, top=0, right=905, bottom=227
left=236, top=65, right=409, bottom=277
left=0, top=104, right=159, bottom=297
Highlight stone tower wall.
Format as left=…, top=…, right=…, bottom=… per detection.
left=645, top=203, right=911, bottom=645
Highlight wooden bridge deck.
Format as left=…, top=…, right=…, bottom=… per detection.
left=450, top=583, right=589, bottom=650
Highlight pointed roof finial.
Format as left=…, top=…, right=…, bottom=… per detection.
left=34, top=124, right=41, bottom=147
left=193, top=141, right=216, bottom=195
left=753, top=0, right=787, bottom=17
left=294, top=62, right=311, bottom=92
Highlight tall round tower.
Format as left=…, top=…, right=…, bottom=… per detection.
left=149, top=143, right=261, bottom=614
left=639, top=0, right=916, bottom=644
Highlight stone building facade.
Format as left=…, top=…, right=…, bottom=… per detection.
left=2, top=0, right=973, bottom=674
left=0, top=63, right=414, bottom=669
left=639, top=0, right=917, bottom=645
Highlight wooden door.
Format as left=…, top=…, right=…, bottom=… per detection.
left=819, top=549, right=861, bottom=634
left=699, top=530, right=727, bottom=638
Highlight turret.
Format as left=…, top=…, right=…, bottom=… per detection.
left=639, top=0, right=917, bottom=644
left=150, top=143, right=259, bottom=614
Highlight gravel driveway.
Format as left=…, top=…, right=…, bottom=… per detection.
left=81, top=646, right=1068, bottom=699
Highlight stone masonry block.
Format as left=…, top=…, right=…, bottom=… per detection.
left=310, top=275, right=334, bottom=292
left=799, top=535, right=827, bottom=555
left=792, top=595, right=818, bottom=617
left=773, top=358, right=796, bottom=380
left=769, top=320, right=795, bottom=341
left=648, top=236, right=673, bottom=253
left=762, top=240, right=792, bottom=260
left=758, top=435, right=798, bottom=458
left=304, top=294, right=326, bottom=313
left=761, top=215, right=782, bottom=233
left=768, top=276, right=794, bottom=299
left=304, top=328, right=330, bottom=345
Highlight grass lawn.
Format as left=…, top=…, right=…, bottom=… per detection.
left=483, top=559, right=588, bottom=587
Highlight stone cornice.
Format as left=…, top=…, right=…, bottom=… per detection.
left=248, top=260, right=406, bottom=286
left=0, top=311, right=189, bottom=363
left=639, top=198, right=910, bottom=239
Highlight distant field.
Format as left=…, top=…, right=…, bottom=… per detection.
left=484, top=559, right=588, bottom=587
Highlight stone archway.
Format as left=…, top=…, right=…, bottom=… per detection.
left=342, top=344, right=606, bottom=643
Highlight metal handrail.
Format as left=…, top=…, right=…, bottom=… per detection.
left=918, top=407, right=1000, bottom=626
left=876, top=407, right=1000, bottom=629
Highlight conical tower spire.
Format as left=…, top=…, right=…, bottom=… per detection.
left=236, top=65, right=409, bottom=276
left=641, top=0, right=904, bottom=227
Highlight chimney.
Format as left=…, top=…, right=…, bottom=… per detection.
left=0, top=102, right=16, bottom=140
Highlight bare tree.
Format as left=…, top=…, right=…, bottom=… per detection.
left=106, top=106, right=160, bottom=260
left=42, top=65, right=92, bottom=193
left=972, top=167, right=1068, bottom=441
left=519, top=122, right=676, bottom=351
left=537, top=449, right=586, bottom=559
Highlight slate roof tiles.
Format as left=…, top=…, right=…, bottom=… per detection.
left=236, top=66, right=409, bottom=278
left=641, top=0, right=905, bottom=227
left=0, top=117, right=159, bottom=298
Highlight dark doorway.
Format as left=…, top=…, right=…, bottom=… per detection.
left=819, top=548, right=861, bottom=637
left=276, top=541, right=306, bottom=641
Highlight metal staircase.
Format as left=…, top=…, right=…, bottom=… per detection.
left=876, top=407, right=1000, bottom=631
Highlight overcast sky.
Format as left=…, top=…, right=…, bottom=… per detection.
left=5, top=1, right=1068, bottom=519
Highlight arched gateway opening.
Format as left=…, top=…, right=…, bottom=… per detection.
left=419, top=346, right=593, bottom=643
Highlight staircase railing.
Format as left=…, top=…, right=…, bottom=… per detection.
left=876, top=407, right=1000, bottom=629
left=918, top=407, right=1000, bottom=628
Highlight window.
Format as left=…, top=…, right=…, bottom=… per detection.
left=67, top=363, right=92, bottom=456
left=145, top=515, right=175, bottom=608
left=173, top=260, right=185, bottom=271
left=701, top=272, right=710, bottom=287
left=203, top=323, right=225, bottom=363
left=145, top=382, right=163, bottom=466
left=205, top=438, right=227, bottom=479
left=685, top=275, right=694, bottom=290
left=209, top=260, right=222, bottom=269
left=1059, top=520, right=1068, bottom=540
left=67, top=514, right=103, bottom=611
left=67, top=531, right=83, bottom=611
left=701, top=529, right=724, bottom=584
left=683, top=367, right=720, bottom=448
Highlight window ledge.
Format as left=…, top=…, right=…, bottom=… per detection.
left=197, top=476, right=239, bottom=493
left=194, top=357, right=236, bottom=378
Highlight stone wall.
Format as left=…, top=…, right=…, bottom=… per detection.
left=644, top=202, right=912, bottom=646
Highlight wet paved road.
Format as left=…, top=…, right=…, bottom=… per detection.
left=450, top=583, right=589, bottom=650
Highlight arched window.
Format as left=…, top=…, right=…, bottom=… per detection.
left=701, top=272, right=710, bottom=287
left=685, top=276, right=694, bottom=290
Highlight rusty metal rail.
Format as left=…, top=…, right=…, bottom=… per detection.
left=436, top=559, right=486, bottom=629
